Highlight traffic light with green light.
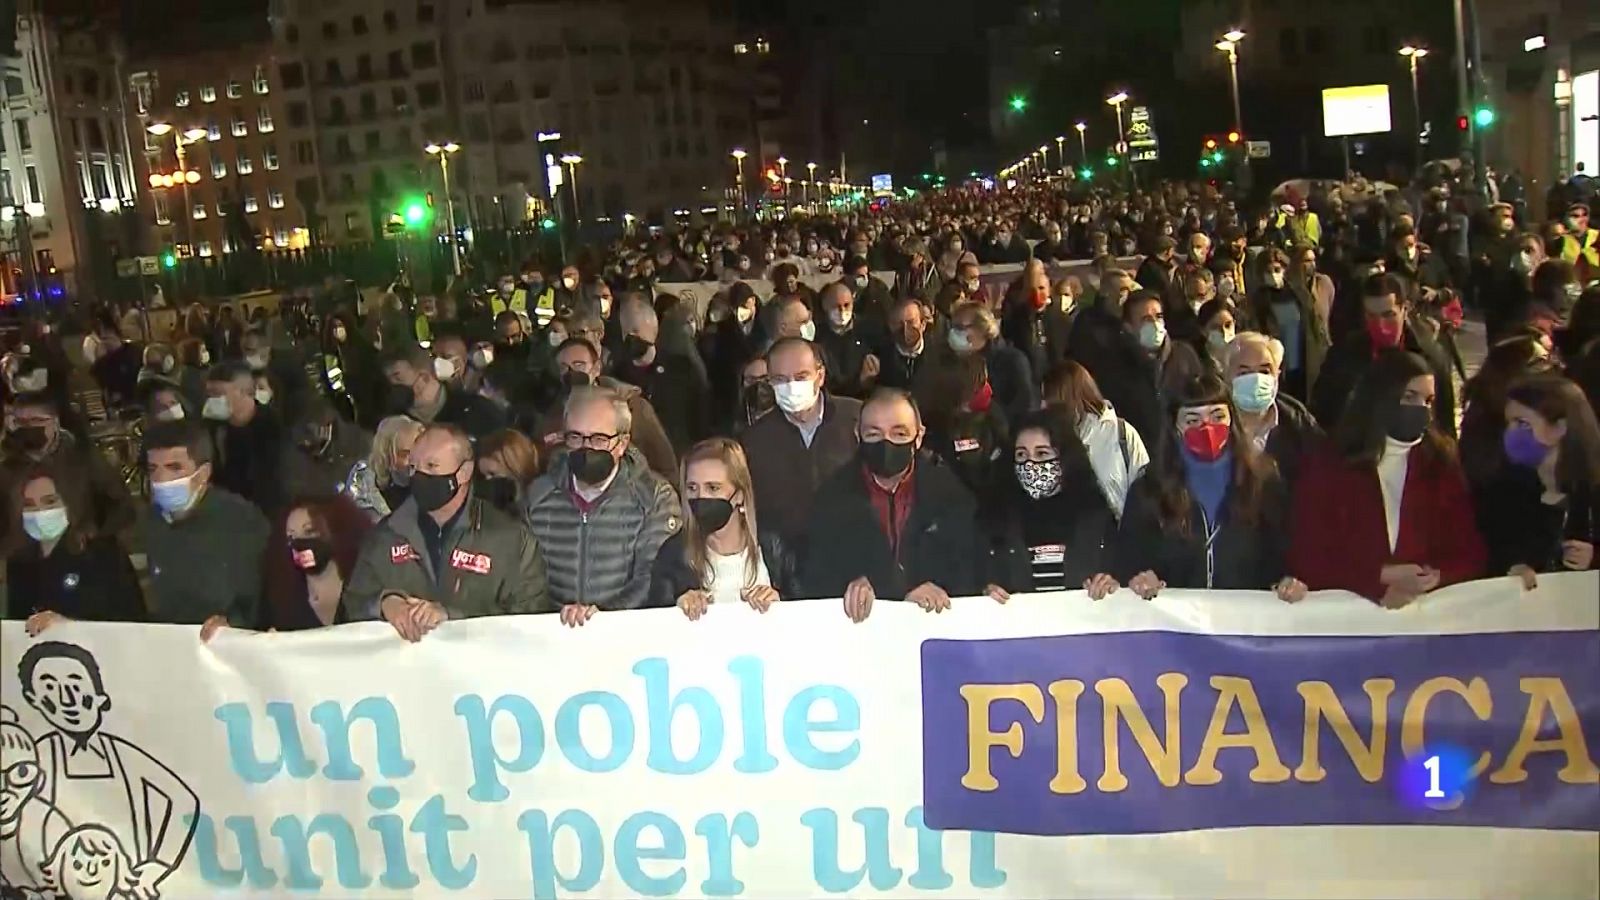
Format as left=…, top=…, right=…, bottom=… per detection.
left=1009, top=95, right=1027, bottom=112
left=1078, top=167, right=1093, bottom=179
left=540, top=218, right=557, bottom=230
left=161, top=249, right=177, bottom=269
left=1105, top=156, right=1119, bottom=167
left=1200, top=158, right=1213, bottom=169
left=1473, top=105, right=1495, bottom=128
left=398, top=195, right=431, bottom=227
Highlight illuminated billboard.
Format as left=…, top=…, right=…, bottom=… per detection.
left=1321, top=84, right=1393, bottom=138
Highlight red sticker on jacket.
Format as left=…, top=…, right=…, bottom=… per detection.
left=390, top=543, right=418, bottom=563
left=953, top=438, right=981, bottom=453
left=450, top=549, right=492, bottom=575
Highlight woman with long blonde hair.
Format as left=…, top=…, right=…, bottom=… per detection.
left=647, top=437, right=799, bottom=618
left=342, top=415, right=424, bottom=520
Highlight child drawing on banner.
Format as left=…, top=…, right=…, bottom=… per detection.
left=1, top=706, right=71, bottom=899
left=14, top=643, right=198, bottom=900
left=39, top=825, right=138, bottom=900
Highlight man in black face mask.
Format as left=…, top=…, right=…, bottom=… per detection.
left=797, top=388, right=980, bottom=622
left=530, top=338, right=678, bottom=480
left=522, top=386, right=681, bottom=627
left=380, top=344, right=504, bottom=441
left=342, top=423, right=550, bottom=641
left=283, top=401, right=373, bottom=498
left=608, top=295, right=709, bottom=454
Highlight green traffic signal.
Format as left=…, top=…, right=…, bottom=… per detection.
left=540, top=217, right=557, bottom=230
left=1200, top=158, right=1212, bottom=168
left=161, top=252, right=177, bottom=269
left=1473, top=106, right=1495, bottom=127
left=1211, top=151, right=1224, bottom=163
left=1078, top=167, right=1093, bottom=179
left=1105, top=156, right=1119, bottom=167
left=405, top=204, right=426, bottom=225
left=1009, top=95, right=1027, bottom=112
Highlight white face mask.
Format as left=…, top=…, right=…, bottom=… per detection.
left=255, top=387, right=274, bottom=406
left=798, top=321, right=817, bottom=341
left=964, top=279, right=980, bottom=293
left=1138, top=319, right=1167, bottom=350
left=434, top=356, right=457, bottom=380
left=948, top=329, right=974, bottom=353
left=155, top=404, right=186, bottom=422
left=23, top=506, right=70, bottom=542
left=245, top=351, right=269, bottom=369
left=736, top=305, right=755, bottom=324
left=202, top=395, right=232, bottom=421
left=562, top=276, right=578, bottom=290
left=1269, top=271, right=1285, bottom=289
left=773, top=378, right=819, bottom=414
left=471, top=347, right=494, bottom=369
left=853, top=274, right=869, bottom=289
left=549, top=331, right=566, bottom=347
left=199, top=348, right=212, bottom=366
left=829, top=308, right=853, bottom=329
left=600, top=297, right=613, bottom=317
left=1406, top=245, right=1419, bottom=261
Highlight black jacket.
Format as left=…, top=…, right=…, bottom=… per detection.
left=925, top=408, right=1009, bottom=509
left=646, top=529, right=802, bottom=608
left=740, top=394, right=862, bottom=546
left=1311, top=321, right=1458, bottom=437
left=1069, top=312, right=1205, bottom=450
left=611, top=350, right=710, bottom=454
left=4, top=535, right=145, bottom=621
left=1113, top=469, right=1291, bottom=590
left=800, top=453, right=981, bottom=600
left=1001, top=302, right=1074, bottom=380
left=1258, top=394, right=1323, bottom=490
left=1472, top=466, right=1600, bottom=574
left=431, top=385, right=507, bottom=440
left=874, top=344, right=929, bottom=392
left=983, top=492, right=1117, bottom=593
left=212, top=405, right=288, bottom=516
left=816, top=324, right=880, bottom=399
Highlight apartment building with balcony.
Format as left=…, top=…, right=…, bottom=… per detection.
left=1, top=7, right=140, bottom=300
left=126, top=37, right=320, bottom=257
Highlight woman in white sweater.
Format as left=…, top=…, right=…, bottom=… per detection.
left=1042, top=360, right=1150, bottom=518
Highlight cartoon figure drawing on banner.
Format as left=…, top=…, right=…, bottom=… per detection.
left=39, top=825, right=139, bottom=900
left=6, top=643, right=198, bottom=900
left=1, top=706, right=71, bottom=898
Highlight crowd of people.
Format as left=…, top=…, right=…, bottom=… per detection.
left=3, top=167, right=1599, bottom=640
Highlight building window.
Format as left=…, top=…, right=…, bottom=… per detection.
left=359, top=91, right=377, bottom=117
left=244, top=195, right=259, bottom=213
left=238, top=154, right=255, bottom=174
left=464, top=79, right=484, bottom=103
left=264, top=144, right=280, bottom=169
left=200, top=85, right=216, bottom=103
left=212, top=157, right=227, bottom=178
left=207, top=121, right=221, bottom=141
left=391, top=86, right=407, bottom=107
left=258, top=107, right=274, bottom=133
left=412, top=42, right=438, bottom=69
left=199, top=241, right=216, bottom=257
left=322, top=21, right=337, bottom=40
left=275, top=228, right=289, bottom=247
left=175, top=89, right=190, bottom=107
left=279, top=62, right=304, bottom=90
left=227, top=80, right=242, bottom=99
left=287, top=101, right=308, bottom=127
left=231, top=114, right=248, bottom=137
left=269, top=189, right=285, bottom=209
left=352, top=15, right=368, bottom=35
left=417, top=3, right=434, bottom=24
left=253, top=66, right=270, bottom=94
left=24, top=165, right=40, bottom=203
left=1306, top=26, right=1327, bottom=55
left=192, top=202, right=208, bottom=220
left=339, top=173, right=356, bottom=195
left=15, top=119, right=30, bottom=151
left=387, top=50, right=406, bottom=79
left=756, top=38, right=770, bottom=53
left=294, top=140, right=314, bottom=164
left=364, top=130, right=380, bottom=151
left=1280, top=28, right=1299, bottom=58
left=325, top=60, right=343, bottom=84
left=285, top=24, right=299, bottom=43
left=357, top=54, right=373, bottom=80
left=383, top=10, right=397, bottom=31
left=733, top=43, right=748, bottom=54
left=154, top=193, right=170, bottom=224
left=417, top=82, right=442, bottom=108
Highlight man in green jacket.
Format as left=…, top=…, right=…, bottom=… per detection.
left=342, top=423, right=550, bottom=640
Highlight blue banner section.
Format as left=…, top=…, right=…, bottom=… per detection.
left=920, top=631, right=1600, bottom=835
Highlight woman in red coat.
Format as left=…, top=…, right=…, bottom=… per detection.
left=1290, top=349, right=1486, bottom=605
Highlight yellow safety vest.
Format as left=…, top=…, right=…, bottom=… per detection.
left=490, top=288, right=529, bottom=317
left=1559, top=229, right=1599, bottom=279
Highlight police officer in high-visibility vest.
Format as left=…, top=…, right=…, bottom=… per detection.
left=1559, top=203, right=1598, bottom=285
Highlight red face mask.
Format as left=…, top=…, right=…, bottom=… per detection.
left=1031, top=287, right=1049, bottom=311
left=969, top=381, right=994, bottom=414
left=1366, top=315, right=1404, bottom=348
left=1181, top=421, right=1230, bottom=462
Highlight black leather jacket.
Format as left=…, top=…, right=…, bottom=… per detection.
left=646, top=528, right=803, bottom=608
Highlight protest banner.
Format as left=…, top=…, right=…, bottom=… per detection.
left=1, top=574, right=1595, bottom=899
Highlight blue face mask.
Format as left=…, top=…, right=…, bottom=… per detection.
left=23, top=506, right=70, bottom=542
left=1231, top=372, right=1278, bottom=414
left=151, top=472, right=200, bottom=516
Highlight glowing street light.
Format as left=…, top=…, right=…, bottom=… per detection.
left=1074, top=121, right=1089, bottom=165
left=1215, top=29, right=1247, bottom=143
left=1399, top=45, right=1430, bottom=165
left=731, top=148, right=748, bottom=216
left=424, top=140, right=463, bottom=275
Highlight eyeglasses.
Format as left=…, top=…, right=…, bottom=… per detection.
left=563, top=431, right=620, bottom=451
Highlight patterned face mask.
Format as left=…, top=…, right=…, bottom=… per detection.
left=1015, top=458, right=1063, bottom=500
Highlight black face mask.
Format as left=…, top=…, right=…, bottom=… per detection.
left=562, top=368, right=593, bottom=389
left=859, top=438, right=916, bottom=479
left=386, top=382, right=416, bottom=413
left=569, top=448, right=617, bottom=485
left=623, top=334, right=654, bottom=363
left=688, top=497, right=735, bottom=532
left=478, top=476, right=520, bottom=513
left=289, top=537, right=334, bottom=575
left=9, top=425, right=50, bottom=453
left=410, top=464, right=464, bottom=513
left=742, top=381, right=776, bottom=423
left=1387, top=403, right=1432, bottom=444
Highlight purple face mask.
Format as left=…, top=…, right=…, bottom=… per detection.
left=1503, top=424, right=1552, bottom=468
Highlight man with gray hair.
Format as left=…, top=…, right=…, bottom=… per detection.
left=523, top=385, right=680, bottom=626
left=609, top=294, right=708, bottom=453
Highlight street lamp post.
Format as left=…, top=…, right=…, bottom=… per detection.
left=1399, top=45, right=1430, bottom=167
left=1055, top=135, right=1066, bottom=175
left=146, top=122, right=209, bottom=252
left=1215, top=29, right=1246, bottom=139
left=424, top=141, right=462, bottom=276
left=1037, top=145, right=1049, bottom=179
left=1105, top=91, right=1130, bottom=187
left=731, top=148, right=748, bottom=219
left=1074, top=122, right=1087, bottom=167
left=776, top=156, right=789, bottom=208
left=559, top=153, right=584, bottom=227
